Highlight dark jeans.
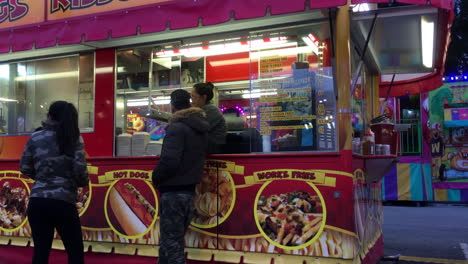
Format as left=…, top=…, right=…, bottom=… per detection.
left=27, top=198, right=84, bottom=264
left=158, top=191, right=194, bottom=264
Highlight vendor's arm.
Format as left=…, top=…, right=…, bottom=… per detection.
left=204, top=104, right=225, bottom=130
left=152, top=124, right=184, bottom=187
left=20, top=138, right=35, bottom=179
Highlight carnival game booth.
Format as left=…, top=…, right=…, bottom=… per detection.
left=0, top=1, right=453, bottom=264
left=375, top=4, right=455, bottom=203
left=381, top=76, right=468, bottom=203
left=425, top=76, right=468, bottom=202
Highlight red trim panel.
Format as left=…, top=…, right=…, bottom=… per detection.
left=378, top=71, right=443, bottom=98
left=82, top=49, right=115, bottom=157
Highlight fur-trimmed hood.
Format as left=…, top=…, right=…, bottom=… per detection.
left=170, top=107, right=209, bottom=133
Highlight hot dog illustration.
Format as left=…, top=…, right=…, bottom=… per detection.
left=108, top=183, right=155, bottom=236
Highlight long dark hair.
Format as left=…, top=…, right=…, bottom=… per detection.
left=193, top=82, right=214, bottom=104
left=48, top=101, right=80, bottom=156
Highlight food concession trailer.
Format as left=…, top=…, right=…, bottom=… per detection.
left=0, top=0, right=453, bottom=263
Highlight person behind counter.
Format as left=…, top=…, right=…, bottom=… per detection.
left=191, top=82, right=226, bottom=153
left=152, top=89, right=209, bottom=264
left=20, top=101, right=89, bottom=264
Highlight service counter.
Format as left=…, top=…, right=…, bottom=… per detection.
left=0, top=151, right=388, bottom=264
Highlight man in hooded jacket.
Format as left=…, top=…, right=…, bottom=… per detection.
left=152, top=89, right=209, bottom=264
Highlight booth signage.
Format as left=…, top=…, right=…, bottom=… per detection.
left=0, top=158, right=360, bottom=260
left=0, top=0, right=44, bottom=29
left=48, top=0, right=170, bottom=20
left=0, top=0, right=173, bottom=29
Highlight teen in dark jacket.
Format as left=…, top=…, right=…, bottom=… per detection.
left=20, top=101, right=88, bottom=264
left=152, top=89, right=209, bottom=264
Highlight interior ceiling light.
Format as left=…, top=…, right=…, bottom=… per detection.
left=301, top=33, right=320, bottom=55
left=249, top=46, right=310, bottom=59
left=352, top=4, right=370, bottom=12
left=241, top=91, right=278, bottom=99
left=15, top=71, right=79, bottom=81
left=0, top=97, right=18, bottom=102
left=154, top=37, right=294, bottom=58
left=127, top=97, right=170, bottom=107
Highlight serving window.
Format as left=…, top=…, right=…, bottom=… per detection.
left=115, top=21, right=337, bottom=156
left=0, top=53, right=95, bottom=135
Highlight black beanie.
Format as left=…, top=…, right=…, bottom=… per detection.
left=170, top=89, right=191, bottom=110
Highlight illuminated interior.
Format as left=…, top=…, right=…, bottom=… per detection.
left=115, top=21, right=337, bottom=154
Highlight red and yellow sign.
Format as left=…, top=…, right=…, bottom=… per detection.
left=48, top=0, right=170, bottom=20
left=0, top=0, right=174, bottom=30
left=0, top=1, right=44, bottom=30
left=0, top=157, right=363, bottom=260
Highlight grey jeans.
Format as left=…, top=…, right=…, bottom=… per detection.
left=158, top=191, right=195, bottom=264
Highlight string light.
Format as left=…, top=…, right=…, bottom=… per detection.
left=235, top=105, right=246, bottom=116
left=219, top=105, right=245, bottom=116
left=444, top=75, right=468, bottom=82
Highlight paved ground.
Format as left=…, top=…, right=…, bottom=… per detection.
left=378, top=204, right=468, bottom=264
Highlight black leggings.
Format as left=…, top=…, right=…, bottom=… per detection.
left=27, top=198, right=84, bottom=264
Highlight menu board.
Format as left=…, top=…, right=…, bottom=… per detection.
left=259, top=56, right=296, bottom=76
left=253, top=57, right=336, bottom=152
left=314, top=67, right=336, bottom=151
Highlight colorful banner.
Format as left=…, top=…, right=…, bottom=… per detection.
left=445, top=108, right=468, bottom=121
left=0, top=0, right=45, bottom=29
left=0, top=157, right=359, bottom=260
left=430, top=83, right=468, bottom=187
left=47, top=0, right=170, bottom=20
left=382, top=163, right=434, bottom=201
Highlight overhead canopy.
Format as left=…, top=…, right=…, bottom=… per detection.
left=376, top=3, right=453, bottom=97
left=352, top=6, right=440, bottom=75
left=349, top=1, right=454, bottom=97
left=0, top=0, right=453, bottom=57
left=0, top=0, right=345, bottom=54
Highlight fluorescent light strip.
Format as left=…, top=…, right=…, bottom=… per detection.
left=352, top=4, right=370, bottom=12
left=155, top=39, right=296, bottom=58
left=242, top=92, right=277, bottom=99
left=0, top=97, right=18, bottom=102
left=15, top=71, right=78, bottom=81
left=421, top=18, right=434, bottom=68
left=301, top=34, right=319, bottom=55
left=184, top=42, right=297, bottom=58
left=0, top=65, right=9, bottom=79
left=250, top=46, right=311, bottom=59
left=127, top=100, right=170, bottom=107
left=96, top=67, right=113, bottom=74
left=209, top=58, right=251, bottom=67
left=127, top=97, right=171, bottom=107
left=127, top=96, right=170, bottom=102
